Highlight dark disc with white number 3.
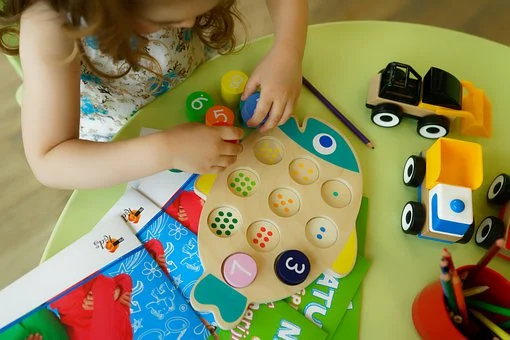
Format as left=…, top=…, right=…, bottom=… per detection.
left=274, top=249, right=311, bottom=286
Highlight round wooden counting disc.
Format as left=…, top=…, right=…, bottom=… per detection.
left=222, top=253, right=258, bottom=288
left=274, top=249, right=311, bottom=286
left=186, top=91, right=214, bottom=122
left=206, top=105, right=235, bottom=127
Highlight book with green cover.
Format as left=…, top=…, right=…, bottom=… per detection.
left=285, top=197, right=370, bottom=337
left=330, top=196, right=370, bottom=339
left=215, top=300, right=328, bottom=339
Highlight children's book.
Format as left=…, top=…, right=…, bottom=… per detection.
left=0, top=188, right=210, bottom=340
left=215, top=301, right=328, bottom=340
left=285, top=197, right=371, bottom=338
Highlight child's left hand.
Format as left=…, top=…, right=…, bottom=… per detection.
left=241, top=44, right=302, bottom=133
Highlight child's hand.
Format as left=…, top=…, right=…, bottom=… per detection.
left=161, top=123, right=244, bottom=174
left=241, top=44, right=302, bottom=133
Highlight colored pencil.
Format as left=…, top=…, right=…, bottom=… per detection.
left=469, top=309, right=510, bottom=340
left=500, top=320, right=510, bottom=329
left=301, top=76, right=374, bottom=149
left=440, top=272, right=458, bottom=312
left=442, top=248, right=455, bottom=273
left=452, top=270, right=469, bottom=325
left=440, top=258, right=450, bottom=274
left=463, top=286, right=490, bottom=297
left=467, top=298, right=510, bottom=317
left=464, top=239, right=505, bottom=286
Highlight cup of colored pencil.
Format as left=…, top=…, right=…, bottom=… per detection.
left=412, top=239, right=510, bottom=340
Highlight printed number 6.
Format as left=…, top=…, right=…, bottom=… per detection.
left=191, top=97, right=208, bottom=110
left=285, top=257, right=305, bottom=274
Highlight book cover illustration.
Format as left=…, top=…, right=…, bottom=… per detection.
left=120, top=178, right=217, bottom=330
left=0, top=187, right=209, bottom=340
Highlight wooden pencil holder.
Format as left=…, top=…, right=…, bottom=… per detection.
left=412, top=265, right=510, bottom=339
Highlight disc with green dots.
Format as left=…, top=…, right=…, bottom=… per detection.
left=227, top=169, right=259, bottom=198
left=208, top=207, right=242, bottom=238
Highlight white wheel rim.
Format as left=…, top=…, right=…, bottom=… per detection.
left=403, top=157, right=415, bottom=184
left=419, top=124, right=447, bottom=139
left=476, top=218, right=492, bottom=244
left=488, top=175, right=505, bottom=200
left=401, top=203, right=414, bottom=231
left=374, top=112, right=400, bottom=127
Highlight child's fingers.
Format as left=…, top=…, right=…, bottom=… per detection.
left=219, top=141, right=243, bottom=156
left=241, top=75, right=259, bottom=101
left=249, top=94, right=272, bottom=127
left=215, top=155, right=238, bottom=168
left=278, top=102, right=294, bottom=126
left=217, top=126, right=245, bottom=141
left=260, top=100, right=285, bottom=133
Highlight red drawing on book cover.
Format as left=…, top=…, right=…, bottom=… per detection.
left=50, top=274, right=133, bottom=340
left=165, top=191, right=205, bottom=234
left=144, top=239, right=169, bottom=276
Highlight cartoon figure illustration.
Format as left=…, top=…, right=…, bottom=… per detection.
left=0, top=308, right=69, bottom=340
left=146, top=282, right=176, bottom=320
left=143, top=239, right=169, bottom=276
left=50, top=274, right=133, bottom=340
left=165, top=190, right=204, bottom=234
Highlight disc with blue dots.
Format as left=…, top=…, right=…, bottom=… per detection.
left=305, top=217, right=338, bottom=248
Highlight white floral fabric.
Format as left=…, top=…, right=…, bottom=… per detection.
left=79, top=28, right=210, bottom=141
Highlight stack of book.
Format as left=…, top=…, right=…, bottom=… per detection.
left=0, top=169, right=370, bottom=340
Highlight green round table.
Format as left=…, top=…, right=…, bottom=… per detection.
left=42, top=21, right=510, bottom=339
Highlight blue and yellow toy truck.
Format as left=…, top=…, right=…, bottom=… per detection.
left=400, top=138, right=483, bottom=243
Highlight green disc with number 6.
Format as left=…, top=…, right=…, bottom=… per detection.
left=186, top=91, right=214, bottom=122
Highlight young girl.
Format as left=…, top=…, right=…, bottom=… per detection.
left=0, top=0, right=308, bottom=189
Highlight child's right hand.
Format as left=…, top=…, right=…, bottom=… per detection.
left=160, top=123, right=244, bottom=174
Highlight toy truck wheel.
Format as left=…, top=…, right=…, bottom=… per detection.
left=401, top=201, right=425, bottom=235
left=371, top=104, right=402, bottom=128
left=487, top=173, right=510, bottom=205
left=475, top=216, right=506, bottom=249
left=417, top=115, right=450, bottom=139
left=403, top=155, right=426, bottom=187
left=456, top=222, right=475, bottom=244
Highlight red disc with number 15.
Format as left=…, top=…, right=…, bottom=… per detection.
left=206, top=105, right=235, bottom=127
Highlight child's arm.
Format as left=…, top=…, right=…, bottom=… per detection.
left=19, top=3, right=243, bottom=189
left=242, top=0, right=308, bottom=132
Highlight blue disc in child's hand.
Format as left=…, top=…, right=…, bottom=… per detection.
left=241, top=92, right=268, bottom=128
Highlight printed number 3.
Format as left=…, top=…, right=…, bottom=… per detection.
left=285, top=257, right=306, bottom=274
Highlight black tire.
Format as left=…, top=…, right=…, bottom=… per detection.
left=401, top=201, right=426, bottom=235
left=403, top=155, right=426, bottom=187
left=475, top=216, right=506, bottom=249
left=456, top=221, right=475, bottom=244
left=487, top=173, right=510, bottom=205
left=417, top=115, right=450, bottom=139
left=371, top=104, right=403, bottom=128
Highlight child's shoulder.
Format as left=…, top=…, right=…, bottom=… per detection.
left=20, top=0, right=75, bottom=60
left=21, top=0, right=67, bottom=25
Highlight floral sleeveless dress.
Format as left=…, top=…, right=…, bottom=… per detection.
left=79, top=28, right=212, bottom=142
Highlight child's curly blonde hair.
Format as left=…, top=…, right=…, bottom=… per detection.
left=0, top=0, right=243, bottom=78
